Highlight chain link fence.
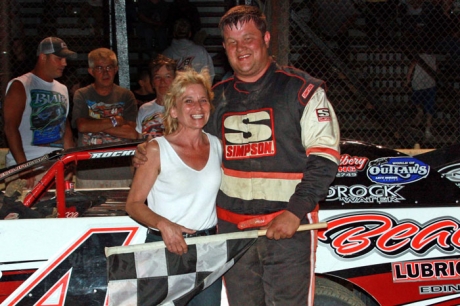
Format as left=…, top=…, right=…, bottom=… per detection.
left=288, top=0, right=460, bottom=149
left=1, top=0, right=459, bottom=151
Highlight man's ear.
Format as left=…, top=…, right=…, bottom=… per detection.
left=88, top=67, right=94, bottom=77
left=264, top=31, right=271, bottom=48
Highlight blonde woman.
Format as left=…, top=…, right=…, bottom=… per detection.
left=125, top=69, right=222, bottom=305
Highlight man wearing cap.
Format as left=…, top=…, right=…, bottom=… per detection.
left=3, top=37, right=77, bottom=188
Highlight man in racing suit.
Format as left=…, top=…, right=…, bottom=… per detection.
left=206, top=5, right=340, bottom=305
left=133, top=5, right=340, bottom=305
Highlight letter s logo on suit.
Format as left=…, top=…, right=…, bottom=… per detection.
left=222, top=108, right=276, bottom=160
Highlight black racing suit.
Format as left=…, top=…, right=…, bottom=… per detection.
left=205, top=61, right=340, bottom=306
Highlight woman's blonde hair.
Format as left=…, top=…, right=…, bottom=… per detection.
left=163, top=69, right=214, bottom=135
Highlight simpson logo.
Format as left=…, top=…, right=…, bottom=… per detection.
left=318, top=213, right=460, bottom=258
left=336, top=154, right=369, bottom=177
left=301, top=84, right=315, bottom=99
left=316, top=108, right=331, bottom=122
left=367, top=157, right=430, bottom=185
left=393, top=259, right=460, bottom=283
left=326, top=184, right=405, bottom=204
left=90, top=150, right=135, bottom=158
left=223, top=109, right=275, bottom=160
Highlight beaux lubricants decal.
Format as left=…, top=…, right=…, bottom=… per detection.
left=367, top=157, right=430, bottom=185
left=318, top=213, right=460, bottom=259
left=336, top=154, right=369, bottom=177
left=392, top=259, right=460, bottom=283
left=89, top=150, right=135, bottom=158
left=223, top=109, right=276, bottom=160
left=326, top=184, right=405, bottom=204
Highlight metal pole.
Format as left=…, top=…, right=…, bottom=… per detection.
left=113, top=0, right=130, bottom=89
left=0, top=0, right=10, bottom=102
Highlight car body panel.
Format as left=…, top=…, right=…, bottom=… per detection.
left=1, top=140, right=460, bottom=305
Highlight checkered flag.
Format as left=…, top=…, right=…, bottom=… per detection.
left=105, top=231, right=258, bottom=306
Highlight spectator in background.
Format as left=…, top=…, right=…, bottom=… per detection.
left=3, top=37, right=77, bottom=188
left=166, top=0, right=203, bottom=44
left=138, top=0, right=170, bottom=57
left=133, top=69, right=156, bottom=108
left=72, top=48, right=138, bottom=188
left=136, top=55, right=176, bottom=138
left=406, top=43, right=437, bottom=140
left=163, top=18, right=215, bottom=82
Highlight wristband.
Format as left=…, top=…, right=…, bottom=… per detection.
left=110, top=116, right=118, bottom=127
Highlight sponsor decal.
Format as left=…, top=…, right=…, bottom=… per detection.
left=316, top=108, right=331, bottom=122
left=393, top=259, right=460, bottom=283
left=367, top=157, right=430, bottom=185
left=5, top=227, right=138, bottom=306
left=420, top=284, right=460, bottom=294
left=318, top=213, right=460, bottom=258
left=439, top=163, right=460, bottom=188
left=301, top=84, right=315, bottom=99
left=222, top=109, right=276, bottom=160
left=336, top=154, right=369, bottom=177
left=326, top=184, right=405, bottom=204
left=90, top=150, right=135, bottom=159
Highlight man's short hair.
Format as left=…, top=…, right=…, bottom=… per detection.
left=173, top=18, right=192, bottom=39
left=219, top=5, right=267, bottom=38
left=148, top=54, right=177, bottom=79
left=88, top=48, right=118, bottom=68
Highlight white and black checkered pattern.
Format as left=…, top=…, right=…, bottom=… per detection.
left=106, top=231, right=258, bottom=306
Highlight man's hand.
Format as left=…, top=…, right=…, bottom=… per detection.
left=132, top=137, right=151, bottom=168
left=265, top=211, right=301, bottom=240
left=113, top=115, right=125, bottom=127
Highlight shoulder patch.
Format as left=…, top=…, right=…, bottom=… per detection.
left=316, top=108, right=331, bottom=122
left=302, top=84, right=315, bottom=100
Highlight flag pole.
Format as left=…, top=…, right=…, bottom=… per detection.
left=257, top=222, right=328, bottom=236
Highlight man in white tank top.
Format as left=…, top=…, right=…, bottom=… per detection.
left=3, top=37, right=77, bottom=188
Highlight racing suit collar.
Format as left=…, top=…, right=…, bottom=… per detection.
left=234, top=61, right=278, bottom=93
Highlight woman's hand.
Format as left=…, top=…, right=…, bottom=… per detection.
left=157, top=219, right=196, bottom=255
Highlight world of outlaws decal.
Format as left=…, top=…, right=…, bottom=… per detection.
left=367, top=157, right=430, bottom=185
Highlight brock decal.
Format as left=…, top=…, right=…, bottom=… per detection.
left=90, top=150, right=135, bottom=159
left=318, top=213, right=460, bottom=258
left=326, top=184, right=405, bottom=204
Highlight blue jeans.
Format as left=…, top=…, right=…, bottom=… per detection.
left=146, top=232, right=222, bottom=306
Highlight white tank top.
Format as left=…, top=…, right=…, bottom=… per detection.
left=147, top=132, right=222, bottom=230
left=5, top=73, right=70, bottom=166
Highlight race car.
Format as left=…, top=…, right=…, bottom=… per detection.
left=0, top=140, right=459, bottom=306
